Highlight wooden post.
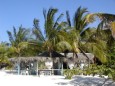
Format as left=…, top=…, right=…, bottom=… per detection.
left=17, top=62, right=20, bottom=75
left=61, top=62, right=63, bottom=75
left=36, top=61, right=38, bottom=76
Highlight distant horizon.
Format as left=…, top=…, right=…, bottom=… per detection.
left=0, top=0, right=115, bottom=43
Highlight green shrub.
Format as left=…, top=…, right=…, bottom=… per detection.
left=64, top=69, right=83, bottom=79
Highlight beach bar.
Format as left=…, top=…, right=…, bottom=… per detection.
left=9, top=51, right=65, bottom=75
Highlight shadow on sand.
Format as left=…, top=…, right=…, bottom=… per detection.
left=56, top=75, right=115, bottom=86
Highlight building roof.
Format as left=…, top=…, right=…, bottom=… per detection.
left=61, top=53, right=94, bottom=63
left=9, top=52, right=94, bottom=63
left=39, top=51, right=65, bottom=57
left=9, top=57, right=42, bottom=63
left=9, top=51, right=65, bottom=63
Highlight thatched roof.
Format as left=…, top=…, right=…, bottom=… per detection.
left=61, top=53, right=94, bottom=63
left=77, top=53, right=94, bottom=60
left=9, top=57, right=46, bottom=63
left=9, top=51, right=65, bottom=63
left=9, top=52, right=94, bottom=63
left=39, top=51, right=65, bottom=57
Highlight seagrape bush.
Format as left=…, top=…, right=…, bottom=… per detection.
left=64, top=64, right=115, bottom=80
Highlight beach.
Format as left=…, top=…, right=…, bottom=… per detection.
left=0, top=71, right=72, bottom=86
left=0, top=71, right=115, bottom=86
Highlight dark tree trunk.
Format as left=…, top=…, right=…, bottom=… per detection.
left=79, top=48, right=90, bottom=67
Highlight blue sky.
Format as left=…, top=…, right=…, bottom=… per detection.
left=0, top=0, right=115, bottom=42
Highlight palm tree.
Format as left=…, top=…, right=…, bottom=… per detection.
left=85, top=13, right=115, bottom=63
left=33, top=8, right=63, bottom=57
left=67, top=7, right=88, bottom=56
left=7, top=26, right=30, bottom=57
left=0, top=42, right=9, bottom=68
left=86, top=13, right=115, bottom=39
left=7, top=26, right=30, bottom=74
left=57, top=7, right=108, bottom=64
left=57, top=7, right=90, bottom=61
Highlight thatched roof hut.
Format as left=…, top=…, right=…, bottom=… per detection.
left=77, top=53, right=94, bottom=62
left=60, top=53, right=94, bottom=63
left=9, top=57, right=42, bottom=63
left=9, top=52, right=94, bottom=64
left=39, top=51, right=65, bottom=57
left=9, top=51, right=65, bottom=63
left=39, top=51, right=65, bottom=63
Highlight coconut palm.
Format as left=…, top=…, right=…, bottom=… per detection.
left=86, top=13, right=115, bottom=39
left=7, top=26, right=31, bottom=74
left=67, top=7, right=88, bottom=54
left=7, top=26, right=30, bottom=46
left=85, top=13, right=115, bottom=63
left=7, top=26, right=30, bottom=57
left=57, top=7, right=90, bottom=59
left=33, top=8, right=64, bottom=57
left=0, top=42, right=11, bottom=69
left=0, top=43, right=9, bottom=63
left=57, top=7, right=108, bottom=64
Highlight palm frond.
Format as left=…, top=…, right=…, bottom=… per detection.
left=18, top=42, right=28, bottom=50
left=56, top=22, right=68, bottom=31
left=13, top=26, right=17, bottom=39
left=53, top=13, right=63, bottom=30
left=73, top=7, right=88, bottom=33
left=43, top=8, right=47, bottom=21
left=33, top=19, right=45, bottom=41
left=111, top=22, right=115, bottom=39
left=66, top=11, right=71, bottom=26
left=7, top=26, right=30, bottom=47
left=83, top=39, right=107, bottom=63
left=44, top=8, right=58, bottom=38
left=86, top=13, right=115, bottom=38
left=7, top=31, right=14, bottom=44
left=56, top=41, right=72, bottom=52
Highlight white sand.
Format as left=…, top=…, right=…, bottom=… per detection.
left=0, top=71, right=72, bottom=86
left=0, top=71, right=115, bottom=86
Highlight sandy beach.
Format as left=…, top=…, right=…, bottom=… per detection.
left=0, top=71, right=115, bottom=86
left=0, top=71, right=72, bottom=86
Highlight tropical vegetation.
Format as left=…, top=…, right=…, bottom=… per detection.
left=0, top=7, right=115, bottom=81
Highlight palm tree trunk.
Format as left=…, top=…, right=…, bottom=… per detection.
left=79, top=48, right=90, bottom=68
left=73, top=52, right=76, bottom=58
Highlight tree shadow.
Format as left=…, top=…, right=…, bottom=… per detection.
left=70, top=75, right=115, bottom=86
left=56, top=75, right=115, bottom=86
